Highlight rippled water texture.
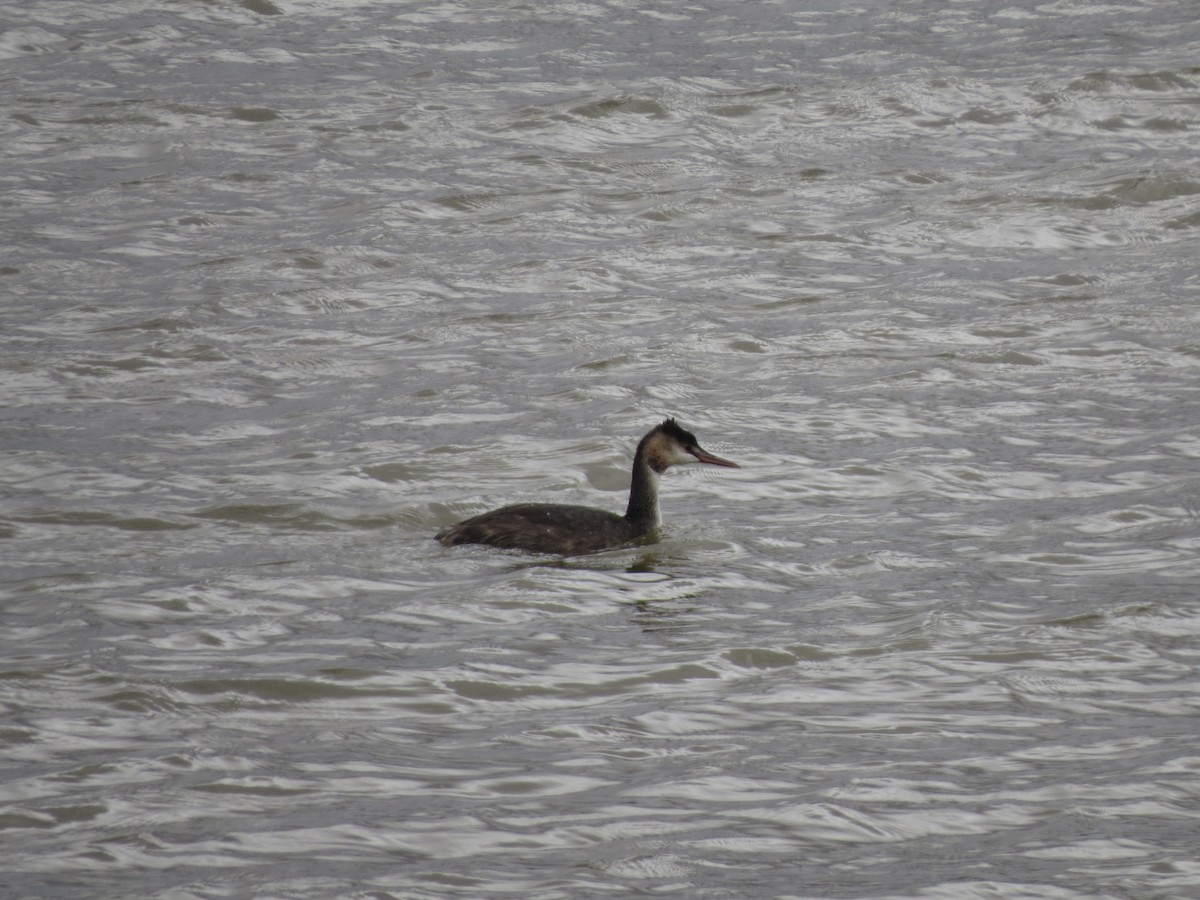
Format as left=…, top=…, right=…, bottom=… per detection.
left=3, top=1, right=1200, bottom=897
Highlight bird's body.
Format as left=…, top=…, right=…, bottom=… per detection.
left=436, top=418, right=738, bottom=556
left=437, top=503, right=638, bottom=556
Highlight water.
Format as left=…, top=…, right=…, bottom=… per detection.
left=3, top=1, right=1200, bottom=897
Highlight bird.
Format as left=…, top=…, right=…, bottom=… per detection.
left=435, top=418, right=739, bottom=556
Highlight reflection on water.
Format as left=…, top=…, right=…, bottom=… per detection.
left=3, top=0, right=1200, bottom=897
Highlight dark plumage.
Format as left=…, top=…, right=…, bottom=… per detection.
left=435, top=418, right=739, bottom=556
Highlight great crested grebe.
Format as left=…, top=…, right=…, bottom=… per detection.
left=436, top=418, right=739, bottom=556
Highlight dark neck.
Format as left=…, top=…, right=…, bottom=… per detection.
left=624, top=453, right=661, bottom=531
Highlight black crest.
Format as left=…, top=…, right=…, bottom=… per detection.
left=657, top=417, right=698, bottom=447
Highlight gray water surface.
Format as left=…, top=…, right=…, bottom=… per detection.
left=3, top=1, right=1200, bottom=897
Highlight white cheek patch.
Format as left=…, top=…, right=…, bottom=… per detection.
left=672, top=447, right=699, bottom=466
